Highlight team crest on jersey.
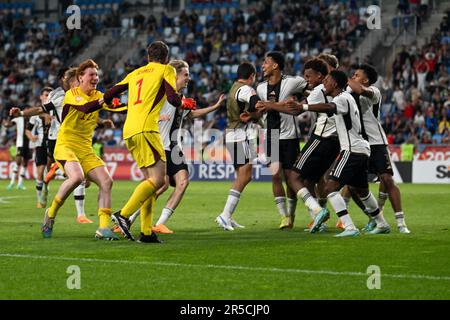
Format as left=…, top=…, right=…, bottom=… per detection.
left=75, top=96, right=82, bottom=102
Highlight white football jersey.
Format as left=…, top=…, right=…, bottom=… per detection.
left=12, top=117, right=25, bottom=148
left=159, top=100, right=190, bottom=151
left=44, top=87, right=65, bottom=140
left=257, top=75, right=307, bottom=140
left=28, top=115, right=45, bottom=147
left=308, top=84, right=337, bottom=138
left=348, top=86, right=388, bottom=145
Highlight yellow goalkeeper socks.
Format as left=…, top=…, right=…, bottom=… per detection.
left=121, top=179, right=156, bottom=218
left=48, top=196, right=64, bottom=218
left=98, top=208, right=111, bottom=229
left=140, top=195, right=155, bottom=236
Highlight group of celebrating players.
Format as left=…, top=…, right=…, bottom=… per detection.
left=6, top=39, right=410, bottom=244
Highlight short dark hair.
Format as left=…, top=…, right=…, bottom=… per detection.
left=303, top=58, right=329, bottom=76
left=329, top=70, right=348, bottom=89
left=40, top=87, right=53, bottom=95
left=147, top=41, right=169, bottom=63
left=237, top=62, right=256, bottom=80
left=358, top=64, right=378, bottom=85
left=266, top=51, right=285, bottom=71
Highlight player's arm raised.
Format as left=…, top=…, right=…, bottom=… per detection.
left=103, top=84, right=129, bottom=105
left=10, top=106, right=44, bottom=118
left=189, top=94, right=225, bottom=119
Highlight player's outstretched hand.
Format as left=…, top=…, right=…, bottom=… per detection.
left=255, top=101, right=268, bottom=113
left=285, top=99, right=302, bottom=115
left=239, top=111, right=251, bottom=123
left=216, top=93, right=226, bottom=105
left=182, top=97, right=197, bottom=110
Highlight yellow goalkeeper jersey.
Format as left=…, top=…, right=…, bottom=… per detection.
left=58, top=87, right=103, bottom=148
left=116, top=62, right=178, bottom=139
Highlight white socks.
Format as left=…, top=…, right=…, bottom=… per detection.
left=395, top=212, right=406, bottom=227
left=297, top=188, right=321, bottom=214
left=18, top=165, right=26, bottom=185
left=129, top=208, right=141, bottom=224
left=156, top=207, right=174, bottom=226
left=287, top=198, right=297, bottom=217
left=328, top=191, right=356, bottom=230
left=36, top=180, right=43, bottom=202
left=378, top=192, right=388, bottom=210
left=361, top=192, right=388, bottom=227
left=327, top=191, right=347, bottom=214
left=222, top=189, right=241, bottom=219
left=339, top=213, right=357, bottom=230
left=10, top=166, right=18, bottom=185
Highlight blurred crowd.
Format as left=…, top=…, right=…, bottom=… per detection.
left=381, top=8, right=450, bottom=145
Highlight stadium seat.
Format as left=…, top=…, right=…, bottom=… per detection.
left=164, top=27, right=172, bottom=37
left=276, top=32, right=285, bottom=42
left=240, top=43, right=249, bottom=53
left=121, top=18, right=131, bottom=29
left=258, top=32, right=267, bottom=42
left=199, top=14, right=207, bottom=25
left=286, top=52, right=295, bottom=61
left=171, top=46, right=180, bottom=56
left=222, top=65, right=231, bottom=74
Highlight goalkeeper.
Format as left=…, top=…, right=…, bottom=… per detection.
left=105, top=41, right=195, bottom=243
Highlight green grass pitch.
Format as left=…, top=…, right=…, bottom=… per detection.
left=0, top=180, right=449, bottom=299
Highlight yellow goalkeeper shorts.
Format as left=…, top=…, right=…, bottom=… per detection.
left=54, top=142, right=105, bottom=175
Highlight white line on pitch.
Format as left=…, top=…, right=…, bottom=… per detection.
left=1, top=253, right=449, bottom=282
left=0, top=196, right=33, bottom=204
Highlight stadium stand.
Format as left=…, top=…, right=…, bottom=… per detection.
left=383, top=8, right=450, bottom=145
left=0, top=1, right=448, bottom=149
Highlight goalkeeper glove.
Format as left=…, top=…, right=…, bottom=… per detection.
left=112, top=97, right=121, bottom=107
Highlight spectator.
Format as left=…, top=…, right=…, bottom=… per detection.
left=414, top=109, right=426, bottom=127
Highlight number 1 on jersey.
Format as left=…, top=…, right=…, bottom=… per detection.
left=134, top=78, right=143, bottom=105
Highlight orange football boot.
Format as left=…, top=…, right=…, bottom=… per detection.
left=44, top=163, right=59, bottom=184
left=76, top=216, right=94, bottom=224
left=152, top=224, right=174, bottom=234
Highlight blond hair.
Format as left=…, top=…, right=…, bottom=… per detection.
left=63, top=67, right=78, bottom=89
left=317, top=53, right=339, bottom=69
